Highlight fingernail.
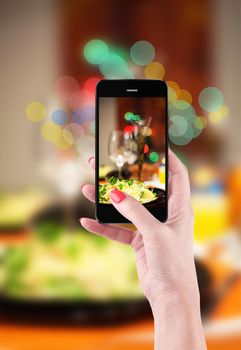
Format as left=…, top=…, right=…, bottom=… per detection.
left=110, top=189, right=126, bottom=203
left=88, top=157, right=94, bottom=164
left=80, top=184, right=86, bottom=191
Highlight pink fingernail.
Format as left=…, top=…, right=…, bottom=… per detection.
left=88, top=157, right=94, bottom=164
left=110, top=189, right=126, bottom=203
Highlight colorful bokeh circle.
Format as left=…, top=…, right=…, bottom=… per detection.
left=130, top=41, right=155, bottom=66
left=199, top=87, right=224, bottom=112
left=26, top=101, right=46, bottom=122
left=144, top=61, right=165, bottom=79
left=84, top=39, right=109, bottom=64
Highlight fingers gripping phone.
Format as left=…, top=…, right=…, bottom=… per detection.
left=95, top=79, right=168, bottom=223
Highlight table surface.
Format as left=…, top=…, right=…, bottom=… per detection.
left=1, top=233, right=241, bottom=350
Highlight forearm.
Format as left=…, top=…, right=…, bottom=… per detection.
left=151, top=288, right=207, bottom=350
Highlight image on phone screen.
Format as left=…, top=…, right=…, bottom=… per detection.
left=96, top=80, right=168, bottom=223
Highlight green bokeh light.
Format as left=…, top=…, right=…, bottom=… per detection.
left=149, top=151, right=159, bottom=162
left=169, top=115, right=188, bottom=137
left=199, top=87, right=224, bottom=112
left=124, top=69, right=135, bottom=78
left=84, top=39, right=109, bottom=64
left=124, top=112, right=134, bottom=121
left=130, top=40, right=155, bottom=65
left=169, top=134, right=192, bottom=146
left=169, top=124, right=194, bottom=146
left=168, top=87, right=177, bottom=102
left=169, top=100, right=195, bottom=124
left=132, top=114, right=140, bottom=121
left=100, top=53, right=128, bottom=78
left=192, top=125, right=202, bottom=138
left=194, top=116, right=204, bottom=130
left=183, top=126, right=194, bottom=140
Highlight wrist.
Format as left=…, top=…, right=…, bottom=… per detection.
left=150, top=284, right=206, bottom=350
left=151, top=285, right=201, bottom=321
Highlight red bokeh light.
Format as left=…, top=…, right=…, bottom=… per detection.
left=70, top=89, right=94, bottom=111
left=83, top=77, right=101, bottom=95
left=144, top=144, right=149, bottom=153
left=54, top=76, right=79, bottom=101
left=124, top=125, right=134, bottom=134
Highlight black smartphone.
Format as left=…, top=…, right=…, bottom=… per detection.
left=95, top=79, right=168, bottom=223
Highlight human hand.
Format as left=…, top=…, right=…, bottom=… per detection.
left=81, top=150, right=197, bottom=305
left=81, top=150, right=207, bottom=349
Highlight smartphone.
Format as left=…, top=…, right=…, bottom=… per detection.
left=95, top=79, right=168, bottom=223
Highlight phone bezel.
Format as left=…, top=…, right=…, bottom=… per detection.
left=95, top=79, right=168, bottom=223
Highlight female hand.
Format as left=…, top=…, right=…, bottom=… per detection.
left=80, top=150, right=207, bottom=350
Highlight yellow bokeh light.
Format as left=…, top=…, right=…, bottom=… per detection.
left=177, top=89, right=193, bottom=104
left=208, top=105, right=229, bottom=124
left=200, top=116, right=207, bottom=128
left=54, top=134, right=72, bottom=150
left=41, top=121, right=62, bottom=141
left=26, top=101, right=46, bottom=122
left=168, top=87, right=177, bottom=102
left=144, top=62, right=165, bottom=79
left=166, top=81, right=180, bottom=94
left=63, top=129, right=74, bottom=145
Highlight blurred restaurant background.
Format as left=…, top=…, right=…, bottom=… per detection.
left=1, top=0, right=241, bottom=349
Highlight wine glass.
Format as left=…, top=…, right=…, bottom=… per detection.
left=108, top=131, right=126, bottom=178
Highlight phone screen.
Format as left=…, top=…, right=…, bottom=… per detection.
left=96, top=80, right=168, bottom=223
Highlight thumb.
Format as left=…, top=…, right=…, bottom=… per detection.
left=110, top=189, right=160, bottom=235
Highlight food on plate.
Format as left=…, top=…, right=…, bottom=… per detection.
left=99, top=177, right=157, bottom=204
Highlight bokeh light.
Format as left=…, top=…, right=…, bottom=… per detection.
left=169, top=133, right=192, bottom=146
left=51, top=109, right=68, bottom=125
left=144, top=61, right=165, bottom=79
left=177, top=89, right=193, bottom=104
left=100, top=53, right=128, bottom=78
left=124, top=125, right=134, bottom=134
left=83, top=77, right=101, bottom=94
left=169, top=100, right=196, bottom=124
left=77, top=105, right=95, bottom=124
left=63, top=123, right=84, bottom=144
left=169, top=115, right=189, bottom=137
left=130, top=40, right=155, bottom=66
left=194, top=116, right=206, bottom=130
left=71, top=89, right=94, bottom=111
left=167, top=81, right=179, bottom=91
left=144, top=144, right=149, bottom=154
left=168, top=87, right=177, bottom=102
left=132, top=114, right=140, bottom=121
left=144, top=127, right=152, bottom=136
left=124, top=112, right=134, bottom=121
left=208, top=105, right=229, bottom=124
left=199, top=87, right=224, bottom=112
left=76, top=134, right=95, bottom=160
left=192, top=125, right=202, bottom=138
left=54, top=76, right=79, bottom=101
left=62, top=129, right=74, bottom=145
left=124, top=69, right=135, bottom=78
left=89, top=121, right=95, bottom=134
left=41, top=121, right=62, bottom=142
left=26, top=101, right=46, bottom=122
left=83, top=39, right=109, bottom=64
left=54, top=133, right=72, bottom=150
left=149, top=151, right=159, bottom=162
left=25, top=39, right=228, bottom=153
